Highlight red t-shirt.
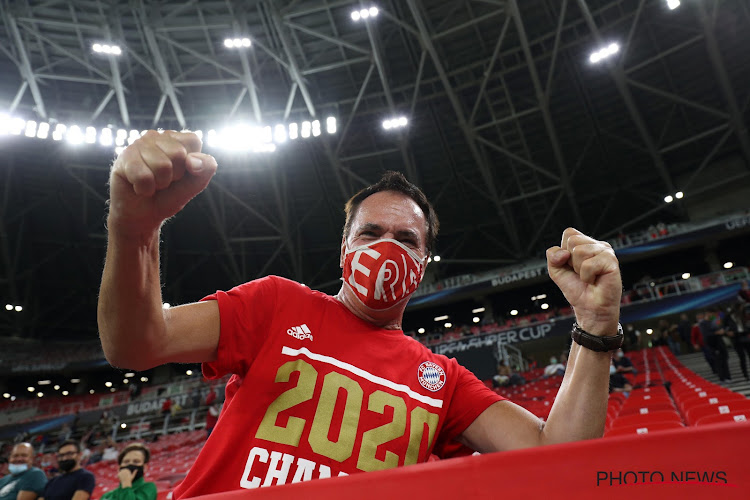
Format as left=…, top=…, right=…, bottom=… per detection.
left=173, top=276, right=503, bottom=498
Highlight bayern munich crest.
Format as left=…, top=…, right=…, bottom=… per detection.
left=417, top=361, right=446, bottom=392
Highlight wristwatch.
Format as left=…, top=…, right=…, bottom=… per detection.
left=571, top=322, right=624, bottom=352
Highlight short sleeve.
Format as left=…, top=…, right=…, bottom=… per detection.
left=437, top=361, right=505, bottom=447
left=78, top=471, right=95, bottom=494
left=202, top=276, right=278, bottom=379
left=25, top=469, right=48, bottom=495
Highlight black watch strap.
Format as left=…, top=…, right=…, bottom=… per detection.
left=571, top=322, right=624, bottom=352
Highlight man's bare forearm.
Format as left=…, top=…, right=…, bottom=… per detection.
left=540, top=343, right=610, bottom=444
left=97, top=222, right=167, bottom=370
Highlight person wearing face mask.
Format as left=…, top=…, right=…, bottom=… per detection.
left=0, top=443, right=47, bottom=500
left=100, top=444, right=156, bottom=500
left=39, top=441, right=94, bottom=500
left=99, top=132, right=624, bottom=499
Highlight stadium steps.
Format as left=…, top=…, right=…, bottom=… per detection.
left=677, top=350, right=750, bottom=398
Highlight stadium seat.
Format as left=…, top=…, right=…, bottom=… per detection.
left=685, top=400, right=750, bottom=426
left=617, top=401, right=677, bottom=417
left=604, top=420, right=685, bottom=437
left=694, top=412, right=749, bottom=426
left=609, top=410, right=683, bottom=429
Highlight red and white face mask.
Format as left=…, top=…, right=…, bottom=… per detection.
left=342, top=239, right=427, bottom=311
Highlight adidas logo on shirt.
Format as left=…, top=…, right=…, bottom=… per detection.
left=287, top=324, right=313, bottom=341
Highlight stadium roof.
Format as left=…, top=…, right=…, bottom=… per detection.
left=0, top=0, right=749, bottom=340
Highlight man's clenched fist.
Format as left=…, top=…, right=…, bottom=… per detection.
left=108, top=130, right=217, bottom=237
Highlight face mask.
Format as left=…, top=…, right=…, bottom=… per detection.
left=8, top=464, right=28, bottom=475
left=120, top=465, right=144, bottom=482
left=343, top=238, right=426, bottom=311
left=610, top=364, right=616, bottom=375
left=550, top=358, right=557, bottom=364
left=58, top=459, right=77, bottom=472
left=616, top=352, right=624, bottom=359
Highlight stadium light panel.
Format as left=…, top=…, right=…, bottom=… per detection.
left=312, top=120, right=321, bottom=137
left=723, top=262, right=734, bottom=269
left=4, top=304, right=11, bottom=310
left=326, top=116, right=337, bottom=134
left=140, top=376, right=148, bottom=382
left=93, top=43, right=102, bottom=52
left=434, top=315, right=449, bottom=321
left=54, top=385, right=60, bottom=390
left=85, top=126, right=97, bottom=144
left=38, top=380, right=51, bottom=385
left=115, top=146, right=125, bottom=156
left=417, top=328, right=425, bottom=334
left=261, top=125, right=272, bottom=143
left=433, top=255, right=441, bottom=262
left=186, top=369, right=193, bottom=376
left=541, top=303, right=550, bottom=310
left=667, top=0, right=680, bottom=9
left=444, top=322, right=452, bottom=328
left=37, top=122, right=50, bottom=139
left=100, top=128, right=113, bottom=146
left=664, top=195, right=674, bottom=203
left=510, top=309, right=519, bottom=316
left=3, top=393, right=9, bottom=398
left=274, top=124, right=287, bottom=143
left=110, top=388, right=116, bottom=392
left=301, top=121, right=311, bottom=138
left=473, top=317, right=480, bottom=323
left=62, top=390, right=69, bottom=396
left=224, top=39, right=233, bottom=48
left=589, top=43, right=620, bottom=64
left=10, top=117, right=25, bottom=135
left=289, top=122, right=299, bottom=140
left=71, top=378, right=81, bottom=383
left=37, top=392, right=43, bottom=398
left=123, top=379, right=129, bottom=384
left=351, top=10, right=361, bottom=21
left=27, top=387, right=35, bottom=392
left=162, top=303, right=171, bottom=309
left=472, top=307, right=485, bottom=314
left=14, top=305, right=22, bottom=312
left=90, top=389, right=95, bottom=394
left=53, top=124, right=67, bottom=141
left=66, top=125, right=84, bottom=145
left=646, top=328, right=653, bottom=334
left=121, top=423, right=127, bottom=429
left=383, top=116, right=408, bottom=130
left=675, top=191, right=684, bottom=199
left=682, top=273, right=690, bottom=279
left=105, top=381, right=113, bottom=387
left=24, top=120, right=37, bottom=137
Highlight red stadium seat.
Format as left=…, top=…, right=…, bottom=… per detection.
left=617, top=401, right=677, bottom=417
left=678, top=392, right=747, bottom=414
left=604, top=420, right=685, bottom=437
left=685, top=400, right=750, bottom=426
left=695, top=412, right=749, bottom=426
left=609, top=410, right=682, bottom=429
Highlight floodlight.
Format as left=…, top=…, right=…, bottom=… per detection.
left=37, top=122, right=50, bottom=139
left=14, top=305, right=22, bottom=312
left=418, top=328, right=425, bottom=334
left=473, top=317, right=480, bottom=323
left=0, top=113, right=10, bottom=135
left=667, top=0, right=680, bottom=10
left=10, top=117, right=25, bottom=135
left=724, top=262, right=734, bottom=269
left=472, top=307, right=485, bottom=314
left=111, top=45, right=122, bottom=55
left=274, top=124, right=287, bottom=143
left=242, top=38, right=251, bottom=47
left=53, top=123, right=67, bottom=141
left=326, top=116, right=337, bottom=134
left=66, top=125, right=84, bottom=145
left=233, top=38, right=241, bottom=47
left=433, top=255, right=441, bottom=262
left=289, top=122, right=299, bottom=140
left=224, top=39, right=233, bottom=48
left=444, top=322, right=452, bottom=328
left=24, top=120, right=37, bottom=137
left=541, top=303, right=550, bottom=310
left=351, top=11, right=361, bottom=21
left=93, top=43, right=102, bottom=52
left=382, top=119, right=392, bottom=130
left=85, top=126, right=97, bottom=144
left=675, top=191, right=684, bottom=199
left=360, top=9, right=370, bottom=19
left=102, top=44, right=112, bottom=54
left=301, top=121, right=311, bottom=138
left=434, top=315, right=449, bottom=321
left=510, top=309, right=518, bottom=316
left=369, top=7, right=379, bottom=17
left=664, top=195, right=674, bottom=203
left=682, top=273, right=690, bottom=280
left=100, top=128, right=113, bottom=146
left=5, top=304, right=12, bottom=311
left=62, top=390, right=69, bottom=396
left=311, top=120, right=321, bottom=137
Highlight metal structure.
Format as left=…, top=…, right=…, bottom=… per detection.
left=0, top=0, right=748, bottom=340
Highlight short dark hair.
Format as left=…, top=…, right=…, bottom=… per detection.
left=118, top=443, right=150, bottom=465
left=343, top=171, right=439, bottom=252
left=58, top=440, right=80, bottom=453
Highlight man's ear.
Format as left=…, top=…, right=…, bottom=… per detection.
left=339, top=236, right=346, bottom=269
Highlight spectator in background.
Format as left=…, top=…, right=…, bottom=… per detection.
left=98, top=412, right=112, bottom=435
left=100, top=439, right=118, bottom=463
left=205, top=405, right=219, bottom=439
left=692, top=312, right=714, bottom=374
left=0, top=443, right=47, bottom=500
left=677, top=314, right=692, bottom=353
left=624, top=324, right=640, bottom=350
left=100, top=444, right=156, bottom=500
left=543, top=356, right=565, bottom=377
left=700, top=310, right=731, bottom=384
left=609, top=359, right=633, bottom=395
left=189, top=389, right=201, bottom=409
left=204, top=387, right=216, bottom=407
left=613, top=349, right=635, bottom=375
left=725, top=305, right=749, bottom=381
left=39, top=440, right=95, bottom=500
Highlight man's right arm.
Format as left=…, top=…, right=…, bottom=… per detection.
left=97, top=130, right=219, bottom=371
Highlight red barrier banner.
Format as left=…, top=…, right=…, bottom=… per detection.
left=186, top=421, right=749, bottom=500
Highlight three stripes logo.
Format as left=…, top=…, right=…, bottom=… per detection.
left=287, top=324, right=313, bottom=341
left=417, top=361, right=446, bottom=392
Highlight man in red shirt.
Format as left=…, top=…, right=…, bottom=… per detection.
left=98, top=132, right=622, bottom=497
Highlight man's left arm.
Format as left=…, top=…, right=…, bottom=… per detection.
left=460, top=228, right=619, bottom=452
